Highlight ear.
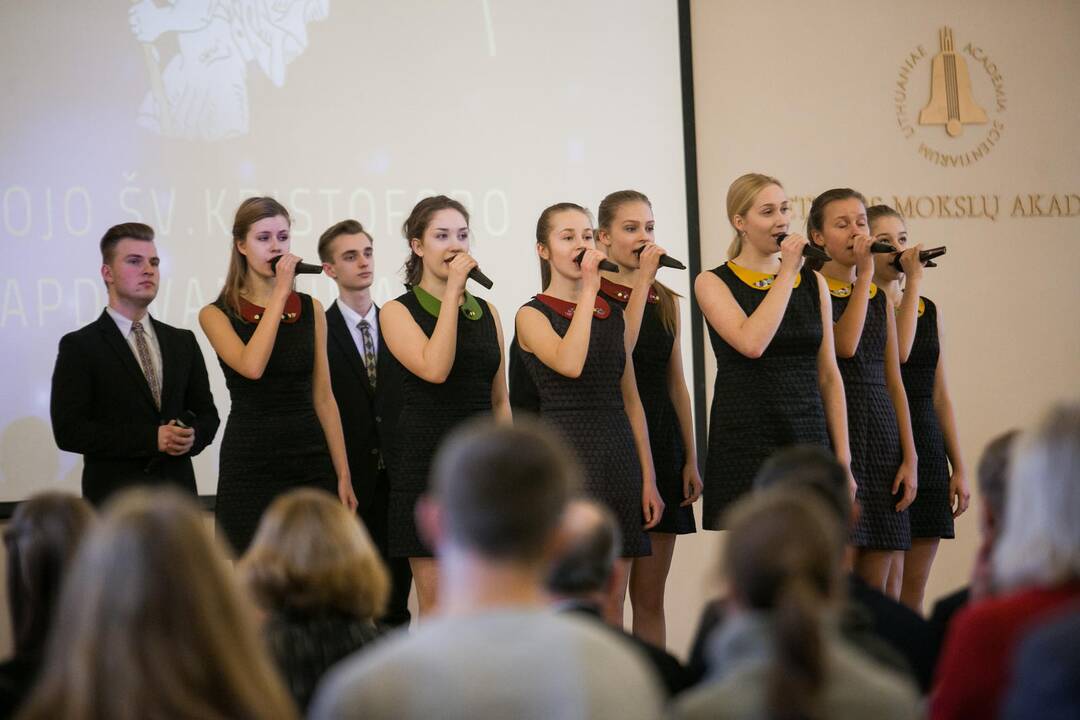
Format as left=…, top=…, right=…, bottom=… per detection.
left=236, top=239, right=248, bottom=258
left=810, top=229, right=825, bottom=248
left=101, top=263, right=113, bottom=286
left=322, top=261, right=337, bottom=279
left=410, top=238, right=424, bottom=258
left=416, top=494, right=443, bottom=550
left=732, top=214, right=746, bottom=235
left=596, top=228, right=611, bottom=248
left=536, top=243, right=550, bottom=261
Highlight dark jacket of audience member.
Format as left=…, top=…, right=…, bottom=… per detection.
left=546, top=499, right=690, bottom=696
left=1002, top=604, right=1080, bottom=720
left=0, top=493, right=94, bottom=718
left=240, top=489, right=388, bottom=712
left=16, top=489, right=298, bottom=720
left=672, top=489, right=920, bottom=720
left=932, top=402, right=1080, bottom=720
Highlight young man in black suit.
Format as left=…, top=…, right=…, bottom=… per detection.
left=319, top=219, right=411, bottom=626
left=50, top=222, right=219, bottom=505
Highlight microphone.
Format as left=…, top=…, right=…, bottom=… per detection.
left=776, top=233, right=831, bottom=263
left=574, top=248, right=619, bottom=273
left=468, top=267, right=494, bottom=289
left=871, top=241, right=900, bottom=254
left=635, top=246, right=686, bottom=270
left=891, top=246, right=946, bottom=272
left=269, top=255, right=323, bottom=275
left=175, top=410, right=197, bottom=429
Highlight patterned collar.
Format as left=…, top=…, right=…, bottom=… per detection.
left=412, top=284, right=483, bottom=321
left=824, top=275, right=878, bottom=299
left=600, top=277, right=660, bottom=304
left=725, top=261, right=802, bottom=291
left=535, top=294, right=611, bottom=320
left=239, top=292, right=302, bottom=323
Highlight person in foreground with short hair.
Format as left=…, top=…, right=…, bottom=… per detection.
left=546, top=498, right=691, bottom=696
left=50, top=222, right=220, bottom=505
left=308, top=420, right=663, bottom=720
left=687, top=445, right=935, bottom=692
left=318, top=218, right=412, bottom=627
left=17, top=488, right=298, bottom=720
left=0, top=492, right=95, bottom=717
left=671, top=488, right=920, bottom=720
left=240, top=488, right=389, bottom=712
left=931, top=401, right=1080, bottom=720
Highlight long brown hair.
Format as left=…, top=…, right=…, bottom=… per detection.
left=4, top=492, right=94, bottom=660
left=215, top=196, right=291, bottom=318
left=597, top=190, right=681, bottom=335
left=535, top=202, right=590, bottom=289
left=240, top=488, right=390, bottom=620
left=726, top=173, right=783, bottom=259
left=402, top=195, right=470, bottom=287
left=722, top=488, right=842, bottom=720
left=18, top=489, right=299, bottom=720
left=805, top=188, right=868, bottom=270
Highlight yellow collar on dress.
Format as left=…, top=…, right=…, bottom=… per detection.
left=918, top=296, right=926, bottom=317
left=825, top=275, right=877, bottom=299
left=726, top=261, right=802, bottom=291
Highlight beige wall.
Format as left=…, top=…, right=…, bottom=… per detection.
left=660, top=0, right=1080, bottom=657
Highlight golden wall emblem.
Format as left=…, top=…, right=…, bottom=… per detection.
left=894, top=27, right=1006, bottom=167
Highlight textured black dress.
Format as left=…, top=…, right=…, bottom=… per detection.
left=214, top=293, right=336, bottom=554
left=518, top=296, right=650, bottom=557
left=704, top=264, right=832, bottom=530
left=830, top=280, right=909, bottom=550
left=901, top=296, right=954, bottom=539
left=388, top=288, right=499, bottom=558
left=601, top=279, right=695, bottom=535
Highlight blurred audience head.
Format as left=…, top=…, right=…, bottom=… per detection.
left=545, top=499, right=621, bottom=604
left=754, top=444, right=852, bottom=537
left=241, top=488, right=389, bottom=621
left=994, top=401, right=1080, bottom=592
left=977, top=429, right=1018, bottom=538
left=722, top=488, right=843, bottom=720
left=17, top=488, right=298, bottom=720
left=3, top=492, right=94, bottom=659
left=420, top=418, right=579, bottom=567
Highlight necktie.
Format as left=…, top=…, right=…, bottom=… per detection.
left=131, top=321, right=161, bottom=409
left=359, top=320, right=377, bottom=389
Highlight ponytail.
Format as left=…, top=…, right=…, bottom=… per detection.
left=768, top=576, right=825, bottom=720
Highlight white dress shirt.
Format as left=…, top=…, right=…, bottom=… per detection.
left=106, top=306, right=162, bottom=386
left=336, top=299, right=379, bottom=358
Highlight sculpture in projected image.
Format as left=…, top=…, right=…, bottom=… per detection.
left=128, top=0, right=329, bottom=142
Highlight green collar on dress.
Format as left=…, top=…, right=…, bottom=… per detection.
left=411, top=284, right=484, bottom=321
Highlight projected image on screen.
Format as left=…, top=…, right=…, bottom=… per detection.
left=0, top=0, right=689, bottom=501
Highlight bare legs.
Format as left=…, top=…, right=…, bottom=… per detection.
left=410, top=557, right=439, bottom=617
left=629, top=532, right=676, bottom=647
left=603, top=559, right=632, bottom=626
left=855, top=549, right=900, bottom=595
left=901, top=538, right=940, bottom=613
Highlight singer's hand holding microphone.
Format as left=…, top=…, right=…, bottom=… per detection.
left=445, top=253, right=479, bottom=295
left=777, top=233, right=810, bottom=272
left=574, top=248, right=607, bottom=293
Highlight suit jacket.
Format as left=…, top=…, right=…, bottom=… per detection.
left=325, top=301, right=402, bottom=515
left=50, top=310, right=220, bottom=504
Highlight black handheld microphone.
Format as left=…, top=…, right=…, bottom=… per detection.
left=468, top=267, right=494, bottom=289
left=635, top=246, right=687, bottom=270
left=269, top=255, right=323, bottom=275
left=776, top=233, right=831, bottom=263
left=891, top=246, right=946, bottom=272
left=871, top=241, right=900, bottom=254
left=574, top=248, right=619, bottom=273
left=174, top=410, right=197, bottom=429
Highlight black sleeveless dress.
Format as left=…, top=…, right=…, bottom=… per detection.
left=388, top=288, right=499, bottom=558
left=901, top=296, right=954, bottom=539
left=517, top=296, right=650, bottom=557
left=214, top=293, right=336, bottom=554
left=601, top=279, right=695, bottom=535
left=704, top=263, right=831, bottom=529
left=830, top=280, right=909, bottom=550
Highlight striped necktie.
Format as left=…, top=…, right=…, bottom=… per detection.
left=131, top=320, right=161, bottom=409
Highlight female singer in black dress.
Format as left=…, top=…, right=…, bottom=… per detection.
left=870, top=204, right=970, bottom=610
left=808, top=189, right=918, bottom=594
left=595, top=190, right=700, bottom=647
left=379, top=195, right=510, bottom=617
left=515, top=202, right=663, bottom=626
left=200, top=197, right=357, bottom=554
left=695, top=174, right=851, bottom=529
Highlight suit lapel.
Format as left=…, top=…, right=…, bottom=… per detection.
left=327, top=301, right=373, bottom=395
left=96, top=310, right=158, bottom=411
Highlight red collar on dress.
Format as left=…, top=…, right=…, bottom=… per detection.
left=238, top=292, right=302, bottom=324
left=535, top=294, right=611, bottom=319
left=600, top=277, right=660, bottom=304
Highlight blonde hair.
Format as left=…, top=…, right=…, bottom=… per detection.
left=726, top=173, right=783, bottom=259
left=994, top=401, right=1080, bottom=591
left=215, top=197, right=291, bottom=319
left=18, top=489, right=298, bottom=720
left=597, top=190, right=681, bottom=335
left=240, top=489, right=390, bottom=620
